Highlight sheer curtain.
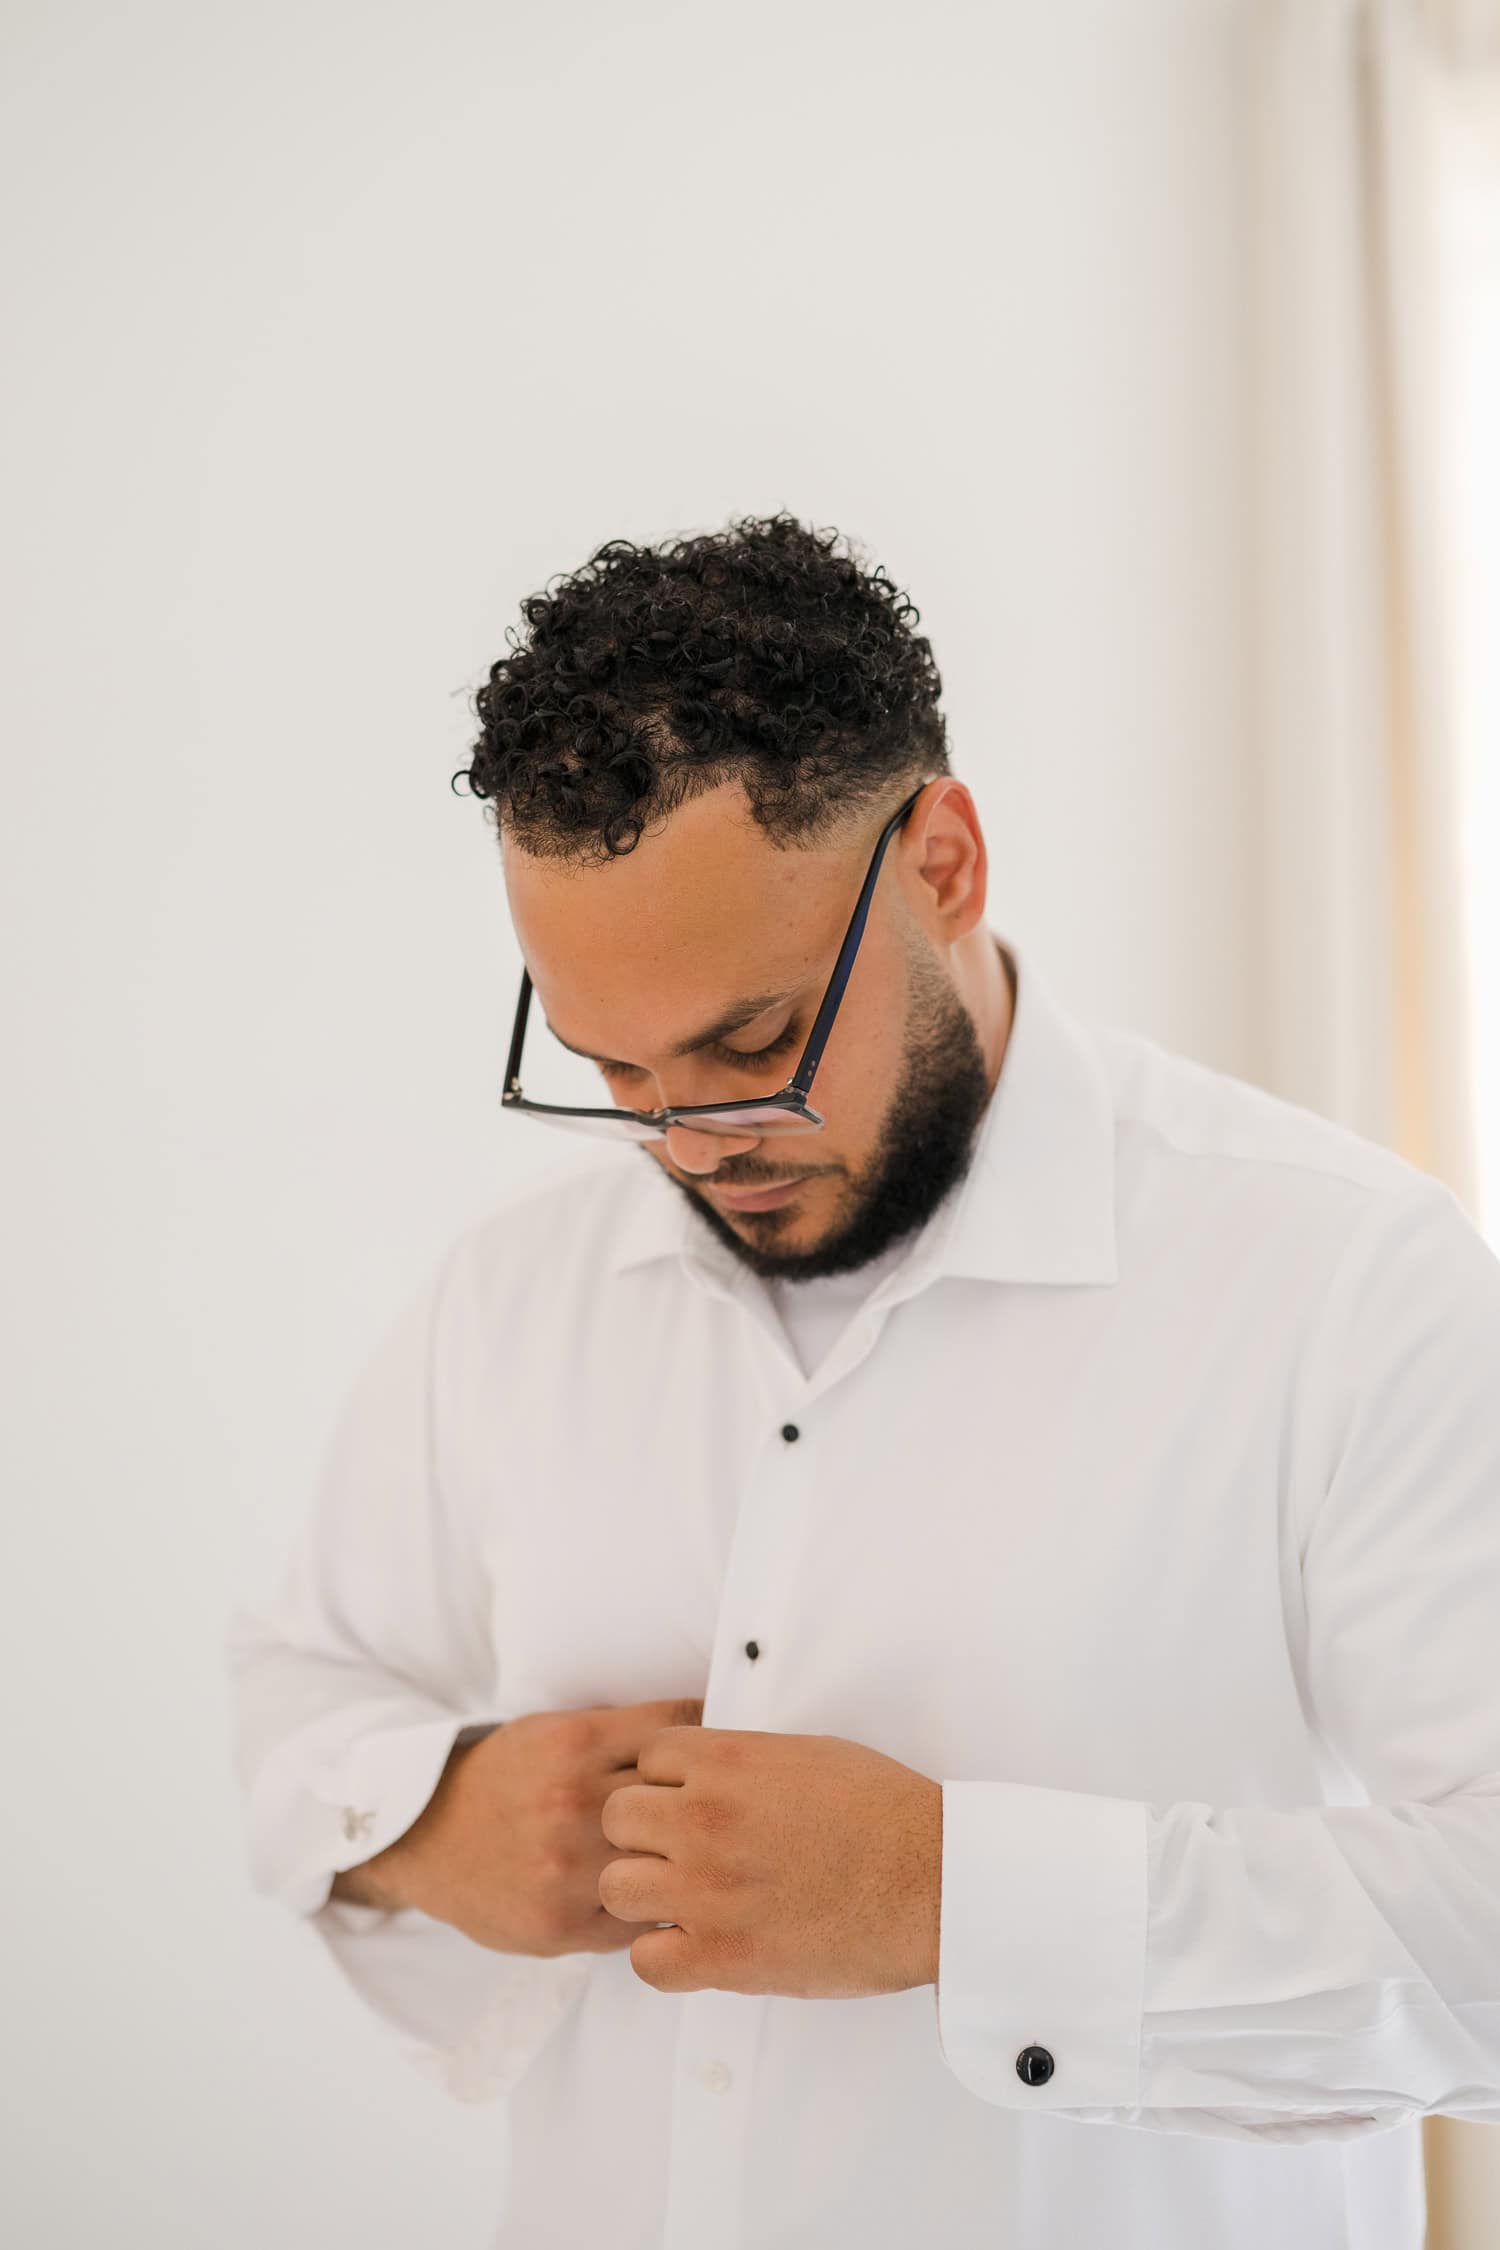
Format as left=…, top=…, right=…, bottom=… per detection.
left=1431, top=36, right=1500, bottom=1247
left=1251, top=0, right=1482, bottom=1207
left=1247, top=2, right=1500, bottom=2239
left=1427, top=53, right=1500, bottom=2237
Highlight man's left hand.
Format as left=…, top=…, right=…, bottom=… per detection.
left=598, top=1726, right=943, bottom=1998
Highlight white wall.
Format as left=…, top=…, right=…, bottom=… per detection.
left=1, top=2, right=1255, bottom=2241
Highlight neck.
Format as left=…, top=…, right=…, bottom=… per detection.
left=963, top=928, right=1016, bottom=1098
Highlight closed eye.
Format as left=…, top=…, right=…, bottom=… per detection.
left=720, top=1023, right=801, bottom=1067
left=603, top=1021, right=801, bottom=1079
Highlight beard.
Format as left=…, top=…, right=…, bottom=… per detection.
left=650, top=934, right=1000, bottom=1284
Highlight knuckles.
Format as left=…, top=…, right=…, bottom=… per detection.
left=683, top=1790, right=734, bottom=1841
left=538, top=1775, right=590, bottom=1824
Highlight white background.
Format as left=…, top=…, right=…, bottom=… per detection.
left=3, top=2, right=1261, bottom=2241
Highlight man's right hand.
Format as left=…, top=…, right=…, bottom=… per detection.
left=329, top=1698, right=706, bottom=1957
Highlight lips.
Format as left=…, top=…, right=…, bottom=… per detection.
left=706, top=1175, right=811, bottom=1212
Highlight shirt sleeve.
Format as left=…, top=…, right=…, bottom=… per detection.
left=934, top=1176, right=1500, bottom=2144
left=224, top=1227, right=591, bottom=2101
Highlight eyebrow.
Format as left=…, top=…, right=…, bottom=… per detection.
left=547, top=986, right=802, bottom=1070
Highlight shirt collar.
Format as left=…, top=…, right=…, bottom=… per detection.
left=605, top=934, right=1119, bottom=1291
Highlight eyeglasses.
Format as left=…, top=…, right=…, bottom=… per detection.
left=500, top=781, right=929, bottom=1143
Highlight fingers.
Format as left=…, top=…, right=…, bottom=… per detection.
left=595, top=1698, right=705, bottom=1766
left=582, top=1904, right=665, bottom=1951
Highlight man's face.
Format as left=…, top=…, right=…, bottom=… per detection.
left=501, top=779, right=996, bottom=1281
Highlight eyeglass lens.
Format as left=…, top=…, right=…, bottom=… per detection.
left=517, top=1102, right=823, bottom=1144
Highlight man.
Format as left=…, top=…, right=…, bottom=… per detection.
left=227, top=513, right=1500, bottom=2250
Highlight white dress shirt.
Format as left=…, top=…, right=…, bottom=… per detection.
left=765, top=1229, right=919, bottom=1377
left=225, top=932, right=1500, bottom=2250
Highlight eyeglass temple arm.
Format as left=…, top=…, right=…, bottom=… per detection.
left=504, top=970, right=534, bottom=1094
left=787, top=788, right=922, bottom=1099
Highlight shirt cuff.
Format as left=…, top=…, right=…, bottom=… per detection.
left=308, top=1898, right=594, bottom=2102
left=935, top=1777, right=1149, bottom=2109
left=261, top=1714, right=502, bottom=1917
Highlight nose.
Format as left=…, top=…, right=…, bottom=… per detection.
left=662, top=1121, right=762, bottom=1174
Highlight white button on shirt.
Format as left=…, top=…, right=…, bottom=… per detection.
left=225, top=933, right=1500, bottom=2250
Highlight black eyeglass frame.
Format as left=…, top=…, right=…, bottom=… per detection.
left=500, top=781, right=929, bottom=1139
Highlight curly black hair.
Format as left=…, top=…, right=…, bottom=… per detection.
left=454, top=511, right=950, bottom=866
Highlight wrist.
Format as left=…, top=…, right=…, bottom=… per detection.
left=330, top=1839, right=414, bottom=1912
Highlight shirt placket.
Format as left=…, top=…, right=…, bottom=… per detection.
left=657, top=1249, right=935, bottom=2250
